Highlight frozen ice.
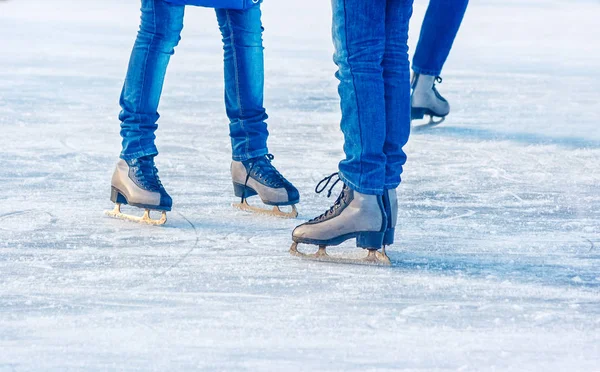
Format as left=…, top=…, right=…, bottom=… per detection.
left=0, top=0, right=598, bottom=370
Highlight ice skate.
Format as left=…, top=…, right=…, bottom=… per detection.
left=231, top=154, right=299, bottom=218
left=290, top=173, right=391, bottom=266
left=105, top=156, right=172, bottom=225
left=411, top=73, right=450, bottom=127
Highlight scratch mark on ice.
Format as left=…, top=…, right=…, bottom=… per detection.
left=584, top=238, right=595, bottom=253
left=128, top=211, right=199, bottom=289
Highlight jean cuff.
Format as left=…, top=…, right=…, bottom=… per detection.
left=411, top=66, right=442, bottom=77
left=120, top=148, right=159, bottom=161
left=338, top=172, right=384, bottom=196
left=232, top=147, right=268, bottom=162
left=384, top=182, right=400, bottom=190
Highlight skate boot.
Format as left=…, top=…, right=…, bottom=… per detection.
left=231, top=154, right=299, bottom=218
left=290, top=173, right=391, bottom=265
left=382, top=188, right=397, bottom=246
left=411, top=73, right=450, bottom=126
left=105, top=156, right=172, bottom=225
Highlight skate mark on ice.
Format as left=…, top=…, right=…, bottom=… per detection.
left=0, top=210, right=57, bottom=232
left=59, top=136, right=78, bottom=152
left=59, top=133, right=113, bottom=154
left=430, top=210, right=476, bottom=223
left=584, top=238, right=595, bottom=253
left=128, top=211, right=199, bottom=289
left=503, top=190, right=524, bottom=203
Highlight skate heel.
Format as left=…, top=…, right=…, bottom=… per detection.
left=233, top=182, right=258, bottom=198
left=383, top=228, right=395, bottom=246
left=356, top=231, right=385, bottom=249
left=110, top=187, right=128, bottom=205
left=411, top=107, right=427, bottom=120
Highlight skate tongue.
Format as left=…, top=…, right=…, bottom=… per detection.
left=243, top=154, right=285, bottom=187
left=134, top=156, right=163, bottom=192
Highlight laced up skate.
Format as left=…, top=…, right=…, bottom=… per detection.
left=411, top=74, right=450, bottom=127
left=289, top=173, right=391, bottom=265
left=231, top=154, right=299, bottom=218
left=105, top=156, right=172, bottom=225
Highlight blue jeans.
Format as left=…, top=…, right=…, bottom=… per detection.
left=412, top=0, right=469, bottom=76
left=332, top=0, right=413, bottom=195
left=119, top=0, right=269, bottom=161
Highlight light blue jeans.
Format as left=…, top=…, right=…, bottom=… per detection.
left=412, top=0, right=469, bottom=76
left=119, top=0, right=269, bottom=161
left=332, top=0, right=413, bottom=195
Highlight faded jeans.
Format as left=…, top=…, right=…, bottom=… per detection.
left=119, top=0, right=269, bottom=161
left=332, top=0, right=413, bottom=195
left=412, top=0, right=469, bottom=76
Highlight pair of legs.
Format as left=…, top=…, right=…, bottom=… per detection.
left=291, top=0, right=413, bottom=265
left=119, top=0, right=268, bottom=161
left=108, top=0, right=298, bottom=224
left=410, top=0, right=469, bottom=122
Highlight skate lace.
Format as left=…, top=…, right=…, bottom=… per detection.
left=315, top=172, right=341, bottom=197
left=310, top=172, right=346, bottom=222
left=134, top=156, right=163, bottom=192
left=241, top=154, right=285, bottom=202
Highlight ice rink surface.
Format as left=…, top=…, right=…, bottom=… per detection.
left=0, top=0, right=599, bottom=370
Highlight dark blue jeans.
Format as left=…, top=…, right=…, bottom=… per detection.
left=332, top=0, right=413, bottom=195
left=412, top=0, right=469, bottom=76
left=119, top=0, right=269, bottom=161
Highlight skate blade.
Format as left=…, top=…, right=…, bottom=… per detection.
left=289, top=243, right=391, bottom=266
left=411, top=115, right=445, bottom=131
left=233, top=200, right=298, bottom=219
left=105, top=204, right=167, bottom=225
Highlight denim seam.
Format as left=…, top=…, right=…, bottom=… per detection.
left=225, top=10, right=250, bottom=159
left=341, top=0, right=363, bottom=189
left=132, top=1, right=157, bottom=157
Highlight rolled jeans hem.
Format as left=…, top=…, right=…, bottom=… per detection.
left=120, top=148, right=159, bottom=161
left=411, top=66, right=441, bottom=77
left=232, top=147, right=268, bottom=162
left=384, top=183, right=400, bottom=190
left=338, top=172, right=384, bottom=196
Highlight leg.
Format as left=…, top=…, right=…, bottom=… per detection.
left=109, top=0, right=183, bottom=223
left=333, top=0, right=387, bottom=195
left=383, top=0, right=412, bottom=190
left=290, top=0, right=390, bottom=263
left=119, top=0, right=185, bottom=160
left=216, top=6, right=269, bottom=162
left=217, top=7, right=299, bottom=215
left=411, top=0, right=469, bottom=124
left=382, top=0, right=413, bottom=245
left=410, top=0, right=467, bottom=122
left=412, top=0, right=469, bottom=76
